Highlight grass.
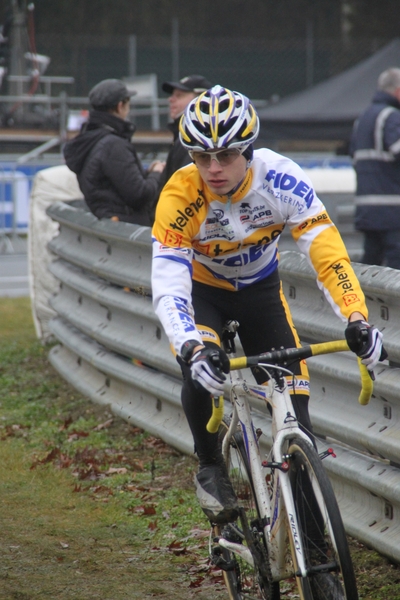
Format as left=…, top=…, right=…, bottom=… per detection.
left=0, top=298, right=227, bottom=599
left=1, top=297, right=400, bottom=599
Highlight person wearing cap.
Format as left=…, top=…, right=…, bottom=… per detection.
left=64, top=78, right=165, bottom=226
left=157, top=74, right=212, bottom=193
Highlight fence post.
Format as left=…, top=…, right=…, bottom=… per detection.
left=128, top=35, right=137, bottom=78
left=171, top=18, right=179, bottom=81
left=306, top=19, right=314, bottom=88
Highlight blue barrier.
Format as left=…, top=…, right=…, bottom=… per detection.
left=0, top=161, right=62, bottom=233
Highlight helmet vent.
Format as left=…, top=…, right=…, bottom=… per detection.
left=218, top=116, right=238, bottom=137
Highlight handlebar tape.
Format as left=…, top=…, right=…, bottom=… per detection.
left=206, top=340, right=373, bottom=432
left=230, top=340, right=373, bottom=406
left=357, top=358, right=374, bottom=405
left=206, top=395, right=224, bottom=434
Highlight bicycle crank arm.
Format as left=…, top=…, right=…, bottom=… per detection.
left=216, top=538, right=255, bottom=566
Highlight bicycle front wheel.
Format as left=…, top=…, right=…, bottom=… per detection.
left=214, top=418, right=280, bottom=600
left=287, top=436, right=358, bottom=600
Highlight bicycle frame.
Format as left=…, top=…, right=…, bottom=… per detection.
left=219, top=361, right=312, bottom=582
left=208, top=329, right=371, bottom=596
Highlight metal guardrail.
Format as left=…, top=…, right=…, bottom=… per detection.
left=44, top=199, right=400, bottom=563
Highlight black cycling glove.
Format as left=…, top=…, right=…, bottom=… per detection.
left=189, top=347, right=230, bottom=395
left=345, top=320, right=388, bottom=370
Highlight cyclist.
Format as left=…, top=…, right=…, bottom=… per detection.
left=151, top=85, right=386, bottom=525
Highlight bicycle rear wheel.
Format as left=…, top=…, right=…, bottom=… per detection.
left=287, top=436, right=358, bottom=600
left=213, top=418, right=280, bottom=600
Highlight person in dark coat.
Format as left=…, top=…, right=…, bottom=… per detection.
left=350, top=67, right=400, bottom=269
left=157, top=74, right=212, bottom=193
left=64, top=78, right=165, bottom=226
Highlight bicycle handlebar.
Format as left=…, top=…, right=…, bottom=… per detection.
left=206, top=339, right=373, bottom=433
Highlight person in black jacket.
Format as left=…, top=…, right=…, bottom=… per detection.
left=64, top=78, right=165, bottom=226
left=350, top=67, right=400, bottom=269
left=157, top=74, right=212, bottom=194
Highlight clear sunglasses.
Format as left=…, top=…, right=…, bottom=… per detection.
left=189, top=148, right=244, bottom=167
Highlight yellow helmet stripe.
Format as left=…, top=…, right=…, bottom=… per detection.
left=209, top=93, right=219, bottom=143
left=241, top=104, right=257, bottom=138
left=194, top=91, right=207, bottom=127
left=179, top=114, right=191, bottom=143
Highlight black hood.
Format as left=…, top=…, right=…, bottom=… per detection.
left=63, top=128, right=109, bottom=174
left=63, top=111, right=136, bottom=175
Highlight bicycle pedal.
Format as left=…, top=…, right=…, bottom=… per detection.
left=221, top=523, right=243, bottom=544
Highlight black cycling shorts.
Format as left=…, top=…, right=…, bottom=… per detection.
left=191, top=269, right=308, bottom=382
left=180, top=269, right=312, bottom=464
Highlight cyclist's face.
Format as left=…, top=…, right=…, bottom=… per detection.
left=194, top=151, right=248, bottom=196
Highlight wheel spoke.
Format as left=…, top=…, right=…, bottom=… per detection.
left=214, top=417, right=280, bottom=600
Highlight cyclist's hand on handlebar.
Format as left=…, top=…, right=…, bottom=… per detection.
left=189, top=347, right=230, bottom=395
left=345, top=319, right=388, bottom=370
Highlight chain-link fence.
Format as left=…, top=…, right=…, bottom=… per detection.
left=0, top=33, right=394, bottom=137
left=36, top=33, right=389, bottom=103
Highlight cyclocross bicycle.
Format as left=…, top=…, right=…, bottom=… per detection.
left=206, top=320, right=372, bottom=600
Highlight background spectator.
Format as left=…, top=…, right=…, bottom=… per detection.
left=64, top=78, right=165, bottom=226
left=350, top=67, right=400, bottom=269
left=157, top=74, right=212, bottom=193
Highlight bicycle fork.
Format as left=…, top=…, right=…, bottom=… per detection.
left=269, top=391, right=313, bottom=580
left=275, top=466, right=310, bottom=578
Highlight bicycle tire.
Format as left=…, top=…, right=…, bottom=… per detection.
left=287, top=436, right=358, bottom=600
left=215, top=417, right=280, bottom=600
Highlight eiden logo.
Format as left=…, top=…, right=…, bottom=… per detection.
left=173, top=297, right=196, bottom=333
left=264, top=170, right=314, bottom=207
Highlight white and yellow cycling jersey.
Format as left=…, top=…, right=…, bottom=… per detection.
left=152, top=148, right=368, bottom=355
